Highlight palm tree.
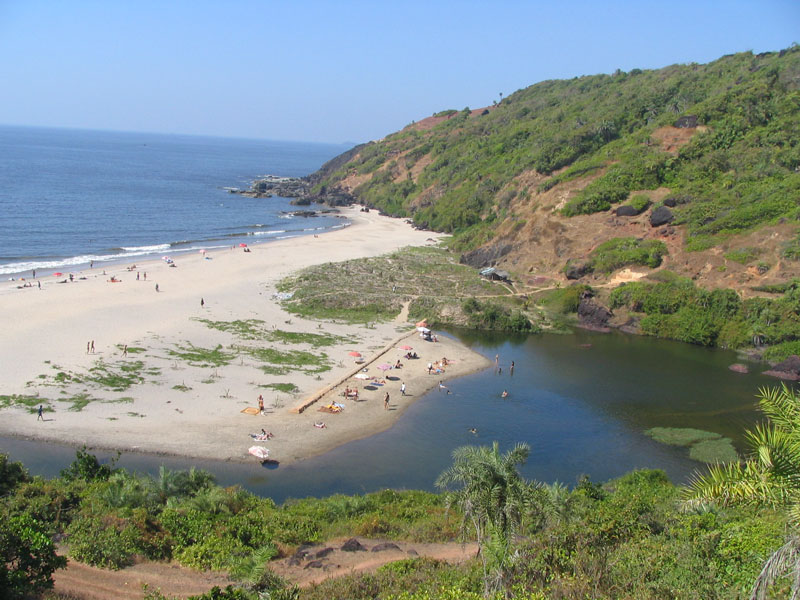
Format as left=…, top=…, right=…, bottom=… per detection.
left=436, top=441, right=539, bottom=597
left=684, top=384, right=800, bottom=599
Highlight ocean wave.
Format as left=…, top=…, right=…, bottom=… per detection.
left=250, top=229, right=286, bottom=236
left=119, top=243, right=171, bottom=252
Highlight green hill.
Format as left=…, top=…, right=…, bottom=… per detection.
left=310, top=46, right=800, bottom=295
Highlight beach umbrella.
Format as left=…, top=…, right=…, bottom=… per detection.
left=399, top=345, right=413, bottom=350
left=348, top=351, right=362, bottom=357
left=53, top=272, right=63, bottom=277
left=239, top=243, right=248, bottom=247
left=377, top=363, right=392, bottom=371
left=415, top=319, right=428, bottom=327
left=199, top=249, right=206, bottom=254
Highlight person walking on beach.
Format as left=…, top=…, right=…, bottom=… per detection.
left=37, top=405, right=44, bottom=421
left=32, top=269, right=36, bottom=278
left=90, top=340, right=95, bottom=353
left=400, top=382, right=406, bottom=396
left=136, top=272, right=140, bottom=281
left=384, top=392, right=390, bottom=410
left=122, top=344, right=128, bottom=357
left=37, top=281, right=41, bottom=290
left=87, top=341, right=90, bottom=354
left=258, top=395, right=264, bottom=415
left=143, top=272, right=147, bottom=280
left=155, top=283, right=159, bottom=292
left=201, top=298, right=205, bottom=308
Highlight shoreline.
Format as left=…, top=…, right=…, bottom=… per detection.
left=0, top=206, right=491, bottom=465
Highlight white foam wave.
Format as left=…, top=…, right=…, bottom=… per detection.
left=250, top=229, right=286, bottom=236
left=120, top=244, right=171, bottom=252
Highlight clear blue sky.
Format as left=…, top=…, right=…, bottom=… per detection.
left=0, top=0, right=797, bottom=144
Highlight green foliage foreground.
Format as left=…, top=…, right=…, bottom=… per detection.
left=4, top=387, right=800, bottom=599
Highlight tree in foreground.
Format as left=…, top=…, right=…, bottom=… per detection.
left=684, top=384, right=800, bottom=599
left=436, top=441, right=539, bottom=598
left=0, top=512, right=66, bottom=599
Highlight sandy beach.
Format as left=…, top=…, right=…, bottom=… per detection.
left=0, top=206, right=491, bottom=465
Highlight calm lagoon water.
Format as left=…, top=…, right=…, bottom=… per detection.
left=1, top=328, right=769, bottom=504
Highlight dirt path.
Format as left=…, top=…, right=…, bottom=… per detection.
left=52, top=557, right=233, bottom=600
left=51, top=538, right=478, bottom=598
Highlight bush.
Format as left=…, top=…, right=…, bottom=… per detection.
left=0, top=513, right=66, bottom=599
left=589, top=237, right=667, bottom=273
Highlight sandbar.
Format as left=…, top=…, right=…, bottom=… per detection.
left=0, top=206, right=491, bottom=465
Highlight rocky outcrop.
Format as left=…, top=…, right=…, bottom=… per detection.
left=577, top=295, right=612, bottom=332
left=459, top=243, right=513, bottom=268
left=650, top=206, right=674, bottom=227
left=615, top=204, right=642, bottom=217
left=341, top=538, right=367, bottom=552
left=565, top=261, right=592, bottom=280
left=763, top=355, right=800, bottom=380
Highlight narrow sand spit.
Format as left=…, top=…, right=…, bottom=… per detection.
left=0, top=206, right=491, bottom=464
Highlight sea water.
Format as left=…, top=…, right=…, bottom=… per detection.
left=0, top=125, right=350, bottom=276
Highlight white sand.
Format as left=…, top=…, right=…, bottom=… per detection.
left=0, top=207, right=491, bottom=464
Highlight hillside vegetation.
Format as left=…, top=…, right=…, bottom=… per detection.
left=310, top=47, right=800, bottom=293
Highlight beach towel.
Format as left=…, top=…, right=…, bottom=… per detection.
left=241, top=407, right=260, bottom=415
left=319, top=405, right=341, bottom=414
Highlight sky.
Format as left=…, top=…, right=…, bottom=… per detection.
left=0, top=0, right=797, bottom=144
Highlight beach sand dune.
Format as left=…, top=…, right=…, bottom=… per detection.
left=0, top=207, right=490, bottom=464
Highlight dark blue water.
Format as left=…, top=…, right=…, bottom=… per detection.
left=0, top=125, right=349, bottom=276
left=1, top=328, right=769, bottom=503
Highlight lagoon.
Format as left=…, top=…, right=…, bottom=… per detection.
left=0, top=328, right=768, bottom=504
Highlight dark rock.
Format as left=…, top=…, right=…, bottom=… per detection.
left=662, top=198, right=677, bottom=207
left=577, top=298, right=612, bottom=332
left=615, top=205, right=640, bottom=217
left=315, top=547, right=334, bottom=558
left=729, top=363, right=749, bottom=374
left=565, top=261, right=592, bottom=280
left=650, top=206, right=674, bottom=227
left=371, top=542, right=402, bottom=552
left=341, top=538, right=367, bottom=552
left=407, top=549, right=419, bottom=556
left=674, top=115, right=698, bottom=128
left=304, top=560, right=325, bottom=569
left=459, top=243, right=513, bottom=268
left=287, top=556, right=302, bottom=566
left=763, top=355, right=800, bottom=381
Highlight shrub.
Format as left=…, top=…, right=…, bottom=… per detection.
left=589, top=237, right=667, bottom=273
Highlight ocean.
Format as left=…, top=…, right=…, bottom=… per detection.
left=0, top=125, right=350, bottom=276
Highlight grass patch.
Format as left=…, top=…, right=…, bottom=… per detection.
left=645, top=427, right=722, bottom=446
left=689, top=438, right=739, bottom=463
left=67, top=394, right=96, bottom=412
left=244, top=347, right=330, bottom=374
left=261, top=382, right=299, bottom=394
left=196, top=318, right=350, bottom=347
left=172, top=383, right=193, bottom=392
left=646, top=427, right=738, bottom=464
left=167, top=343, right=234, bottom=367
left=277, top=246, right=517, bottom=327
left=193, top=318, right=268, bottom=340
left=86, top=360, right=151, bottom=392
left=115, top=344, right=146, bottom=354
left=126, top=412, right=146, bottom=418
left=0, top=394, right=47, bottom=409
left=724, top=247, right=761, bottom=264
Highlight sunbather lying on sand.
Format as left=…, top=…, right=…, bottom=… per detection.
left=314, top=421, right=326, bottom=428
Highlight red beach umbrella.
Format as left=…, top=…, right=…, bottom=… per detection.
left=399, top=345, right=413, bottom=350
left=239, top=243, right=248, bottom=247
left=348, top=351, right=362, bottom=357
left=53, top=272, right=63, bottom=277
